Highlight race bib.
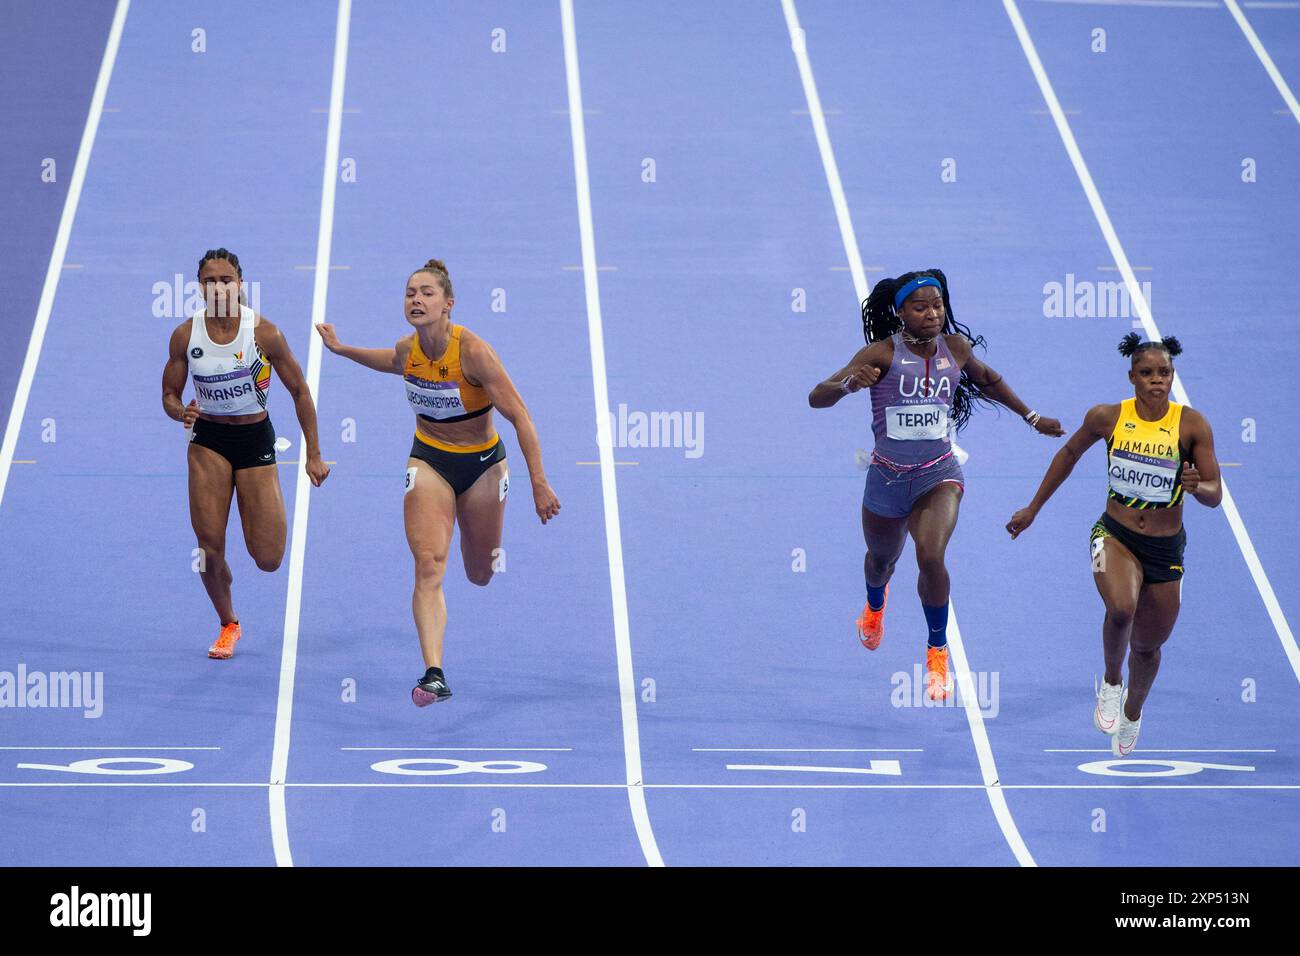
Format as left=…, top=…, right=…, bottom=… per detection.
left=405, top=376, right=465, bottom=420
left=885, top=404, right=949, bottom=441
left=1108, top=450, right=1177, bottom=503
left=193, top=369, right=256, bottom=415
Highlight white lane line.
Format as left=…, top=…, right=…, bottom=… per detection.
left=1003, top=0, right=1300, bottom=686
left=5, top=782, right=1300, bottom=790
left=727, top=762, right=902, bottom=775
left=0, top=747, right=220, bottom=751
left=559, top=0, right=663, bottom=869
left=0, top=0, right=129, bottom=514
left=781, top=2, right=869, bottom=308
left=695, top=748, right=924, bottom=752
left=341, top=747, right=574, bottom=752
left=1046, top=748, right=1278, bottom=753
left=782, top=0, right=1036, bottom=868
left=1029, top=0, right=1218, bottom=8
left=1224, top=0, right=1300, bottom=124
left=268, top=0, right=352, bottom=870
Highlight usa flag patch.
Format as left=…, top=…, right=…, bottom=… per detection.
left=937, top=356, right=951, bottom=371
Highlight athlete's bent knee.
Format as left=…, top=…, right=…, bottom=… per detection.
left=915, top=553, right=947, bottom=580
left=1106, top=605, right=1137, bottom=631
left=253, top=549, right=284, bottom=573
left=413, top=549, right=448, bottom=585
left=1130, top=636, right=1167, bottom=657
left=465, top=565, right=494, bottom=587
left=195, top=540, right=225, bottom=568
left=865, top=553, right=897, bottom=577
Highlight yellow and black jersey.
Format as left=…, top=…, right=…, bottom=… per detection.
left=403, top=325, right=493, bottom=425
left=1106, top=398, right=1186, bottom=509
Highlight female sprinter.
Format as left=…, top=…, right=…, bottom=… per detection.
left=809, top=270, right=1063, bottom=700
left=315, top=259, right=560, bottom=706
left=161, top=248, right=329, bottom=659
left=1007, top=333, right=1221, bottom=756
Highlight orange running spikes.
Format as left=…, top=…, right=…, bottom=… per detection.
left=208, top=622, right=242, bottom=660
left=856, top=586, right=889, bottom=650
left=925, top=645, right=953, bottom=701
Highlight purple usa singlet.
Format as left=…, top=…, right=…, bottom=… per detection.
left=869, top=332, right=961, bottom=467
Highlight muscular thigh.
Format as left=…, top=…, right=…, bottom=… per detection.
left=862, top=506, right=908, bottom=560
left=907, top=480, right=962, bottom=554
left=456, top=459, right=508, bottom=568
left=1132, top=580, right=1181, bottom=649
left=188, top=442, right=235, bottom=546
left=404, top=458, right=457, bottom=559
left=1091, top=536, right=1143, bottom=612
left=234, top=463, right=287, bottom=555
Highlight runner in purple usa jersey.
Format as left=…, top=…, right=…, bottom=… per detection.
left=809, top=270, right=1064, bottom=700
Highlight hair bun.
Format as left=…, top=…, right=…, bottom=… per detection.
left=423, top=258, right=447, bottom=272
left=1117, top=331, right=1142, bottom=357
left=1160, top=335, right=1183, bottom=357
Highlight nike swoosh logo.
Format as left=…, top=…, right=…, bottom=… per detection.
left=479, top=452, right=494, bottom=461
left=260, top=454, right=273, bottom=460
left=900, top=359, right=918, bottom=365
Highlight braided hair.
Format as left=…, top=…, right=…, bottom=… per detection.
left=197, top=247, right=246, bottom=307
left=861, top=268, right=993, bottom=432
left=1118, top=331, right=1182, bottom=363
left=198, top=247, right=242, bottom=278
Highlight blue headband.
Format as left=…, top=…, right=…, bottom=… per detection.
left=893, top=276, right=942, bottom=311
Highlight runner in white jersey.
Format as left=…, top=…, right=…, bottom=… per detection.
left=810, top=270, right=1063, bottom=699
left=161, top=249, right=330, bottom=660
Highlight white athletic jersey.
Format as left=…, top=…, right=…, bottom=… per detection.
left=186, top=305, right=271, bottom=416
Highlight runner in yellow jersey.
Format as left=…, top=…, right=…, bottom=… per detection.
left=316, top=259, right=560, bottom=705
left=1007, top=333, right=1222, bottom=755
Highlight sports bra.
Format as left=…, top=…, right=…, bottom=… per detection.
left=402, top=325, right=493, bottom=424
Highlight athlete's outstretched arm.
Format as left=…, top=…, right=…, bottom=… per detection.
left=1007, top=404, right=1113, bottom=538
left=258, top=320, right=330, bottom=487
left=1179, top=407, right=1222, bottom=508
left=949, top=337, right=1065, bottom=437
left=314, top=323, right=404, bottom=374
left=461, top=335, right=560, bottom=524
left=808, top=342, right=887, bottom=408
left=162, top=322, right=200, bottom=426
